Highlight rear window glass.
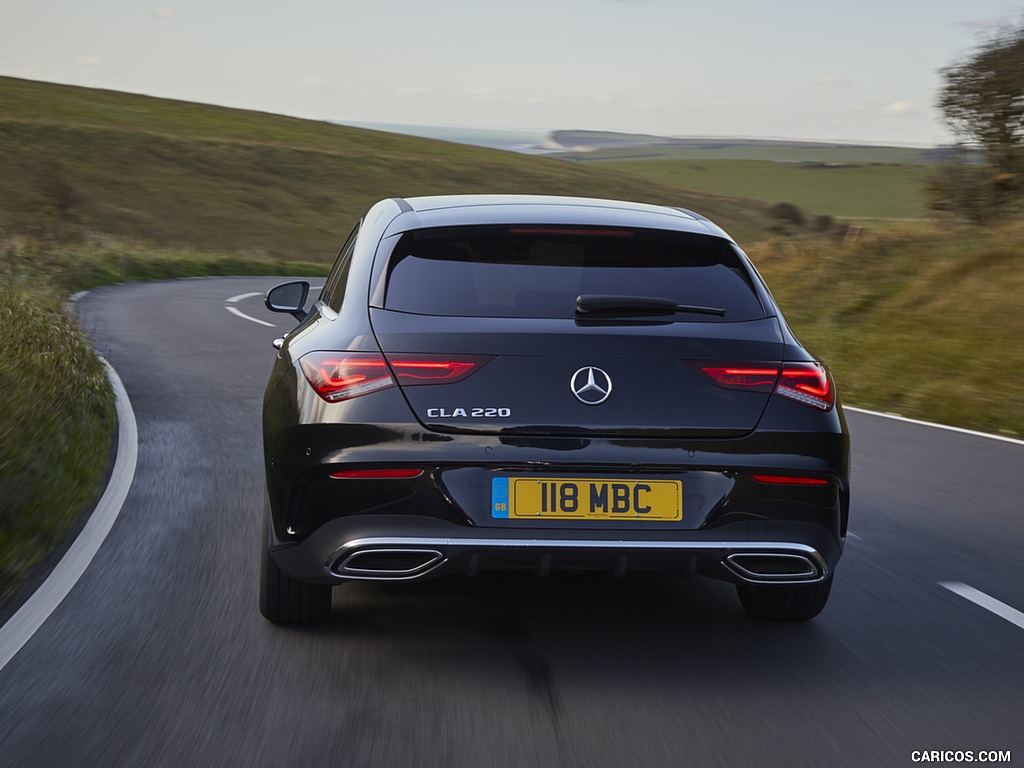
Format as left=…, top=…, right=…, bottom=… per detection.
left=382, top=225, right=765, bottom=321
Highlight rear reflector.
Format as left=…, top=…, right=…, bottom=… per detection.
left=330, top=468, right=424, bottom=479
left=752, top=475, right=830, bottom=486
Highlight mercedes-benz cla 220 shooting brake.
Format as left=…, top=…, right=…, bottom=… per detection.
left=260, top=195, right=850, bottom=623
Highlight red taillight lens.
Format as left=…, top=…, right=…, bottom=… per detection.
left=299, top=352, right=394, bottom=402
left=387, top=355, right=492, bottom=385
left=689, top=360, right=835, bottom=411
left=697, top=366, right=779, bottom=392
left=776, top=362, right=834, bottom=411
left=330, top=468, right=424, bottom=479
left=300, top=352, right=491, bottom=402
left=752, top=474, right=830, bottom=486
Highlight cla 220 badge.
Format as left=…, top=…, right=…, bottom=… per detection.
left=571, top=366, right=612, bottom=405
left=426, top=407, right=512, bottom=418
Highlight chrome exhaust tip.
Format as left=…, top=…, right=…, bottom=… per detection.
left=333, top=548, right=445, bottom=580
left=725, top=553, right=822, bottom=583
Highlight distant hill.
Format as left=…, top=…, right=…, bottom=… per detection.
left=338, top=121, right=555, bottom=154
left=548, top=129, right=955, bottom=164
left=0, top=77, right=820, bottom=256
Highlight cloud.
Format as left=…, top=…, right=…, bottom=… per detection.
left=566, top=92, right=617, bottom=106
left=459, top=86, right=495, bottom=98
left=883, top=100, right=912, bottom=115
left=152, top=5, right=176, bottom=20
left=293, top=75, right=326, bottom=90
left=395, top=86, right=436, bottom=97
left=75, top=55, right=104, bottom=69
left=817, top=75, right=851, bottom=88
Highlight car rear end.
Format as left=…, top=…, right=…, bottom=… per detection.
left=261, top=196, right=850, bottom=623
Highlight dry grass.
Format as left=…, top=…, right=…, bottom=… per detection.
left=749, top=222, right=1024, bottom=436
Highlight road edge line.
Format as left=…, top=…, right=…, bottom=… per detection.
left=845, top=407, right=1024, bottom=447
left=0, top=357, right=138, bottom=673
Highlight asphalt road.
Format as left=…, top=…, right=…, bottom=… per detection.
left=1, top=277, right=1021, bottom=767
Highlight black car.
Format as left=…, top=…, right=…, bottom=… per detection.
left=260, top=195, right=850, bottom=624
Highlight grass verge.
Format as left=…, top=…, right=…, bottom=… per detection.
left=752, top=224, right=1024, bottom=437
left=0, top=277, right=114, bottom=602
left=0, top=236, right=329, bottom=605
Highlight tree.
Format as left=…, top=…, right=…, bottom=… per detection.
left=934, top=23, right=1024, bottom=218
left=940, top=23, right=1024, bottom=174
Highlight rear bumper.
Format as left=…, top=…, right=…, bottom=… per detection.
left=268, top=514, right=842, bottom=587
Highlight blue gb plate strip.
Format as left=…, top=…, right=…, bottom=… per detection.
left=491, top=477, right=509, bottom=518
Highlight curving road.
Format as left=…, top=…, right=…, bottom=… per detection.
left=1, top=277, right=1022, bottom=767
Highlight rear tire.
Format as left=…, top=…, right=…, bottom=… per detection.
left=736, top=574, right=833, bottom=622
left=259, top=519, right=332, bottom=624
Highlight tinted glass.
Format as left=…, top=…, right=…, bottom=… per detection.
left=321, top=222, right=359, bottom=313
left=383, top=226, right=765, bottom=321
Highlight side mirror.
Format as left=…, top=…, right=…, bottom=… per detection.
left=265, top=281, right=310, bottom=322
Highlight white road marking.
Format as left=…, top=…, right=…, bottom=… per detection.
left=225, top=306, right=276, bottom=327
left=940, top=582, right=1024, bottom=632
left=846, top=407, right=1024, bottom=447
left=226, top=291, right=263, bottom=303
left=0, top=358, right=138, bottom=673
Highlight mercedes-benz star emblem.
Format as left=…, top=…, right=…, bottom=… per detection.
left=570, top=366, right=613, bottom=405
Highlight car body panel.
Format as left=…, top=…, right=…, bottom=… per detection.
left=261, top=195, right=851, bottom=618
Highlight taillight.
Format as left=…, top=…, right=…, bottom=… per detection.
left=299, top=352, right=394, bottom=402
left=387, top=354, right=492, bottom=386
left=689, top=360, right=835, bottom=411
left=299, top=352, right=491, bottom=402
left=775, top=362, right=834, bottom=411
left=695, top=365, right=779, bottom=392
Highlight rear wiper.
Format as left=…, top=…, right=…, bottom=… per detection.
left=575, top=294, right=726, bottom=317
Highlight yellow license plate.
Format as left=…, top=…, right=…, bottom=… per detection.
left=492, top=478, right=682, bottom=520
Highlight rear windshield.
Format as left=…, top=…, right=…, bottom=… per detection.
left=382, top=225, right=766, bottom=321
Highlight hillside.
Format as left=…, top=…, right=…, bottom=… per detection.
left=0, top=77, right=810, bottom=255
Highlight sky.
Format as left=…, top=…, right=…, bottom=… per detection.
left=1, top=0, right=1021, bottom=146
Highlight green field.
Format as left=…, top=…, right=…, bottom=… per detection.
left=571, top=158, right=934, bottom=220
left=558, top=143, right=932, bottom=164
